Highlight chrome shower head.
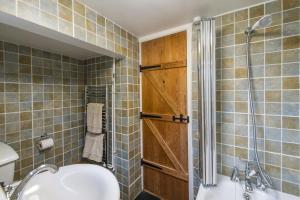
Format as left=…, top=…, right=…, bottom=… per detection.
left=245, top=15, right=272, bottom=34
left=252, top=15, right=272, bottom=30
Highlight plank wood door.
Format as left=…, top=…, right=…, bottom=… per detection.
left=141, top=31, right=187, bottom=69
left=141, top=31, right=188, bottom=200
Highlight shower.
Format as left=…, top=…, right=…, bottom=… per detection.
left=245, top=15, right=272, bottom=34
left=244, top=15, right=273, bottom=188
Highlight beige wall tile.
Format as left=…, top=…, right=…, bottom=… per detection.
left=250, top=4, right=264, bottom=18
left=266, top=0, right=282, bottom=14
left=234, top=9, right=248, bottom=22
left=283, top=143, right=300, bottom=156
left=282, top=181, right=300, bottom=196
left=266, top=91, right=281, bottom=102
left=283, top=8, right=300, bottom=23
left=97, top=15, right=106, bottom=26
left=266, top=52, right=282, bottom=64
left=222, top=24, right=234, bottom=36
left=283, top=117, right=299, bottom=129
left=74, top=0, right=85, bottom=16
left=59, top=4, right=73, bottom=22
left=86, top=19, right=96, bottom=33
left=59, top=0, right=72, bottom=8
left=283, top=49, right=300, bottom=63
left=283, top=36, right=300, bottom=50
left=222, top=13, right=234, bottom=25
left=283, top=0, right=300, bottom=10
left=283, top=77, right=299, bottom=89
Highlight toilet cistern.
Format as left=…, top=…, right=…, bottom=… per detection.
left=0, top=142, right=19, bottom=186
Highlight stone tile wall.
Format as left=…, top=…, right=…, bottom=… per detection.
left=0, top=40, right=85, bottom=180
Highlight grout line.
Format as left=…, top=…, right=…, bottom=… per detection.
left=233, top=12, right=236, bottom=167
left=30, top=46, right=35, bottom=168
left=280, top=0, right=283, bottom=191
left=220, top=14, right=223, bottom=174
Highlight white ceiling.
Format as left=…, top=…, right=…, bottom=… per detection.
left=80, top=0, right=269, bottom=37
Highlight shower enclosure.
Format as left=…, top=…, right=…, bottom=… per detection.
left=195, top=18, right=217, bottom=187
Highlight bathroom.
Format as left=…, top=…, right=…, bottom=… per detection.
left=0, top=0, right=299, bottom=199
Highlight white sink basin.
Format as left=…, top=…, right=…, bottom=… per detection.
left=18, top=164, right=119, bottom=200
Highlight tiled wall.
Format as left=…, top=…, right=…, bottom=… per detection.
left=114, top=56, right=141, bottom=200
left=86, top=52, right=141, bottom=200
left=193, top=0, right=300, bottom=198
left=0, top=39, right=141, bottom=200
left=0, top=40, right=85, bottom=180
left=0, top=0, right=141, bottom=199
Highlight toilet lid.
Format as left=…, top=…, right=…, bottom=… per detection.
left=0, top=142, right=19, bottom=166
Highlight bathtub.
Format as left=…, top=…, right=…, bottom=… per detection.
left=196, top=174, right=299, bottom=200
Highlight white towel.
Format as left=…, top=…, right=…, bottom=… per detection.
left=87, top=103, right=104, bottom=134
left=82, top=132, right=104, bottom=162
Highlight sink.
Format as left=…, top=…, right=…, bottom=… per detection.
left=14, top=164, right=119, bottom=200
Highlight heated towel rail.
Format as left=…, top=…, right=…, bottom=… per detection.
left=84, top=85, right=109, bottom=166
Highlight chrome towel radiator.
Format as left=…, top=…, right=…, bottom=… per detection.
left=84, top=85, right=109, bottom=165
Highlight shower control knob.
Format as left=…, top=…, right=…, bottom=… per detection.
left=248, top=170, right=256, bottom=177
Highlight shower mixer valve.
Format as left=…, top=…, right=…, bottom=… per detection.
left=231, top=161, right=269, bottom=194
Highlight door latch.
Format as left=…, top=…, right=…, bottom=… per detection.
left=172, top=114, right=189, bottom=123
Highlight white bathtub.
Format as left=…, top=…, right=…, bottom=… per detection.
left=196, top=174, right=299, bottom=200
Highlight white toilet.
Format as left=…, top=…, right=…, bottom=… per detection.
left=0, top=142, right=19, bottom=186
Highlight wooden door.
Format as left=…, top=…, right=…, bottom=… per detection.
left=141, top=32, right=188, bottom=200
left=141, top=31, right=187, bottom=69
left=141, top=37, right=163, bottom=67
left=161, top=31, right=187, bottom=68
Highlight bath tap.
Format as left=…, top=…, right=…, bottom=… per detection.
left=255, top=173, right=267, bottom=191
left=244, top=161, right=269, bottom=192
left=9, top=164, right=58, bottom=200
left=245, top=162, right=255, bottom=193
left=230, top=167, right=240, bottom=182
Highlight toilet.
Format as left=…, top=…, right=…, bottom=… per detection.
left=0, top=142, right=19, bottom=186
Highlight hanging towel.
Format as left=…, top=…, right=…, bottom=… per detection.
left=87, top=103, right=104, bottom=134
left=82, top=132, right=104, bottom=162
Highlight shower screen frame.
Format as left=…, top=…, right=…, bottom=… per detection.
left=196, top=18, right=217, bottom=187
